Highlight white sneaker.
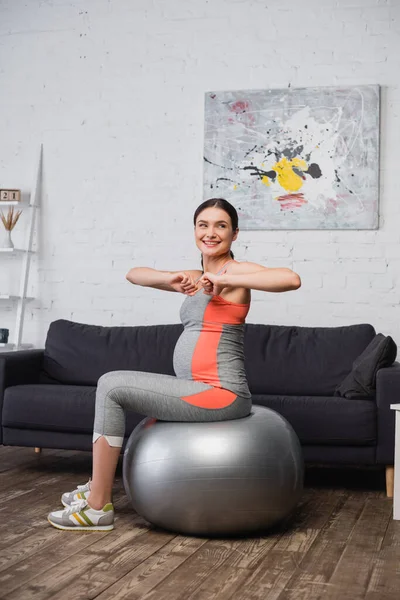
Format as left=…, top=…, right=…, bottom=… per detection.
left=61, top=479, right=91, bottom=507
left=48, top=499, right=114, bottom=531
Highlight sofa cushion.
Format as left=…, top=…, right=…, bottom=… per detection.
left=253, top=394, right=376, bottom=445
left=2, top=385, right=144, bottom=436
left=41, top=320, right=183, bottom=386
left=3, top=385, right=376, bottom=447
left=334, top=334, right=397, bottom=399
left=244, top=323, right=376, bottom=395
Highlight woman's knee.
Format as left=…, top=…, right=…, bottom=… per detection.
left=97, top=370, right=125, bottom=389
left=96, top=372, right=122, bottom=403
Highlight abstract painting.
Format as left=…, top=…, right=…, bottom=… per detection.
left=203, top=85, right=380, bottom=229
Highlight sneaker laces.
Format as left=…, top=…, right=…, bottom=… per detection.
left=77, top=478, right=91, bottom=491
left=64, top=499, right=88, bottom=516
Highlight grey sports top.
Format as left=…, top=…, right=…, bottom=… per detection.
left=173, top=261, right=251, bottom=399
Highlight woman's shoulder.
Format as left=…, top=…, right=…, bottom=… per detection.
left=226, top=260, right=268, bottom=274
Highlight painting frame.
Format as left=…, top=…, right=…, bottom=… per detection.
left=203, top=85, right=380, bottom=230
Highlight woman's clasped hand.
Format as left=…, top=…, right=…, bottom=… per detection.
left=167, top=271, right=227, bottom=297
left=168, top=272, right=198, bottom=295
left=198, top=272, right=226, bottom=297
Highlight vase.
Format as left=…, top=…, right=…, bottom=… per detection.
left=2, top=230, right=14, bottom=249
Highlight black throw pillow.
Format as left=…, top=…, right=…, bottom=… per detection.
left=334, top=333, right=397, bottom=399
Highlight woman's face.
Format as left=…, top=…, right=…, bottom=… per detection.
left=194, top=207, right=238, bottom=258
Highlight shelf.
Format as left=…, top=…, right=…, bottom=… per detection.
left=0, top=295, right=34, bottom=301
left=1, top=144, right=42, bottom=351
left=0, top=201, right=36, bottom=209
left=0, top=248, right=30, bottom=253
left=0, top=343, right=35, bottom=352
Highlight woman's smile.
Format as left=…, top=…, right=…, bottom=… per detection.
left=203, top=241, right=220, bottom=247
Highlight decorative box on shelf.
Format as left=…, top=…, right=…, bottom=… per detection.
left=0, top=189, right=21, bottom=203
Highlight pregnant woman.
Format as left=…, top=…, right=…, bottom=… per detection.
left=47, top=197, right=301, bottom=530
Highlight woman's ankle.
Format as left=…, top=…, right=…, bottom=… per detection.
left=86, top=493, right=112, bottom=510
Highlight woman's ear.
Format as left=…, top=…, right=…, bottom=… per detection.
left=232, top=228, right=239, bottom=242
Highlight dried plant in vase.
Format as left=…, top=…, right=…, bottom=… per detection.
left=0, top=207, right=22, bottom=249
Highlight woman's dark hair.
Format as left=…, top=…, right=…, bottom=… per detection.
left=193, top=198, right=238, bottom=270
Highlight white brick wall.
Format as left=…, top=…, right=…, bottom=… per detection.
left=0, top=0, right=399, bottom=348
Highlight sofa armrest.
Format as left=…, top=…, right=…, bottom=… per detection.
left=0, top=349, right=44, bottom=388
left=0, top=350, right=45, bottom=443
left=375, top=361, right=400, bottom=465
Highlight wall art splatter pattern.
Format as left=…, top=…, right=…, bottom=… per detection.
left=203, top=85, right=379, bottom=230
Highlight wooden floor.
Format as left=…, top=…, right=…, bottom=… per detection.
left=1, top=447, right=400, bottom=600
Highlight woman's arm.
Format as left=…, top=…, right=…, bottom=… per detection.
left=126, top=268, right=174, bottom=291
left=126, top=268, right=202, bottom=293
left=216, top=262, right=301, bottom=293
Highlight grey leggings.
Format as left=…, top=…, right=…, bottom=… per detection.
left=93, top=371, right=252, bottom=447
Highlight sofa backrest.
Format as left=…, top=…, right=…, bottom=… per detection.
left=244, top=322, right=376, bottom=395
left=41, top=320, right=182, bottom=386
left=41, top=319, right=376, bottom=396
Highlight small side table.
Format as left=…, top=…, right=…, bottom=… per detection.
left=390, top=404, right=400, bottom=519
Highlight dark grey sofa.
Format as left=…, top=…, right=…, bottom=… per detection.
left=1, top=319, right=398, bottom=494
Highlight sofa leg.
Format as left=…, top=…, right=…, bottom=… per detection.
left=386, top=466, right=394, bottom=498
left=34, top=447, right=42, bottom=454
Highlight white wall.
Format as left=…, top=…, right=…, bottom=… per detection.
left=0, top=0, right=399, bottom=348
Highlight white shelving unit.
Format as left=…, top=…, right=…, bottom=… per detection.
left=0, top=145, right=42, bottom=352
